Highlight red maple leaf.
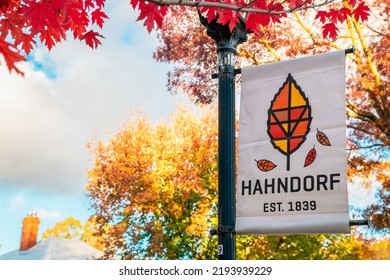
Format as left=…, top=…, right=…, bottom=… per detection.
left=137, top=2, right=168, bottom=33
left=353, top=2, right=370, bottom=22
left=91, top=8, right=109, bottom=29
left=268, top=1, right=285, bottom=23
left=0, top=15, right=23, bottom=38
left=65, top=6, right=89, bottom=39
left=21, top=0, right=60, bottom=35
left=217, top=10, right=239, bottom=32
left=315, top=11, right=328, bottom=24
left=0, top=0, right=12, bottom=10
left=85, top=0, right=95, bottom=10
left=245, top=13, right=264, bottom=33
left=198, top=0, right=221, bottom=23
left=322, top=22, right=339, bottom=41
left=51, top=0, right=71, bottom=12
left=81, top=30, right=104, bottom=49
left=0, top=37, right=25, bottom=75
left=246, top=1, right=283, bottom=33
left=39, top=29, right=63, bottom=50
left=15, top=33, right=36, bottom=55
left=338, top=7, right=352, bottom=22
left=130, top=0, right=139, bottom=9
left=96, top=0, right=106, bottom=8
left=289, top=0, right=309, bottom=9
left=199, top=6, right=220, bottom=24
left=328, top=8, right=349, bottom=24
left=347, top=0, right=357, bottom=7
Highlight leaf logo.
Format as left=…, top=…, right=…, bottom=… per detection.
left=304, top=145, right=317, bottom=167
left=266, top=73, right=312, bottom=171
left=254, top=159, right=277, bottom=172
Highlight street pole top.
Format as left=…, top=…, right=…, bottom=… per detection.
left=198, top=12, right=249, bottom=56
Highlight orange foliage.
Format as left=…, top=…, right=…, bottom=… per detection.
left=86, top=106, right=218, bottom=259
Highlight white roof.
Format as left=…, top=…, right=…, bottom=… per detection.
left=0, top=236, right=103, bottom=260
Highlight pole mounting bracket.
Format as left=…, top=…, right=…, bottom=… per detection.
left=349, top=219, right=370, bottom=227
left=210, top=226, right=235, bottom=235
left=211, top=68, right=242, bottom=79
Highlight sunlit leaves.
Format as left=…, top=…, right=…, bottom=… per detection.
left=86, top=107, right=219, bottom=259
left=352, top=2, right=370, bottom=22
left=0, top=0, right=107, bottom=74
left=41, top=217, right=107, bottom=251
left=246, top=1, right=285, bottom=33
left=236, top=234, right=373, bottom=260
left=0, top=37, right=24, bottom=75
left=322, top=23, right=339, bottom=41
left=91, top=8, right=109, bottom=29
left=0, top=0, right=372, bottom=74
left=217, top=9, right=239, bottom=32
left=128, top=1, right=370, bottom=41
left=134, top=0, right=168, bottom=32
left=42, top=217, right=83, bottom=241
left=81, top=30, right=105, bottom=49
left=155, top=0, right=389, bottom=237
left=85, top=105, right=387, bottom=259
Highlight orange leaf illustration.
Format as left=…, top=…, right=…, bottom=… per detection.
left=255, top=159, right=277, bottom=172
left=267, top=73, right=312, bottom=171
left=304, top=145, right=317, bottom=167
left=316, top=128, right=331, bottom=146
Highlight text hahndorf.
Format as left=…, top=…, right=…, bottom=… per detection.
left=241, top=173, right=341, bottom=196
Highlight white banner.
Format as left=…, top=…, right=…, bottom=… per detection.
left=236, top=50, right=349, bottom=234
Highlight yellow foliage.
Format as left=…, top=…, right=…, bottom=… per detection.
left=86, top=105, right=219, bottom=259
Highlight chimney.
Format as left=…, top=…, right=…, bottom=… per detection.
left=19, top=211, right=40, bottom=251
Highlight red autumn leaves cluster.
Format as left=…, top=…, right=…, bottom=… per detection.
left=0, top=1, right=371, bottom=75
left=0, top=0, right=108, bottom=75
left=132, top=0, right=370, bottom=39
left=316, top=1, right=370, bottom=40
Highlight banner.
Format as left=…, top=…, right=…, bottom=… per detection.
left=236, top=50, right=350, bottom=234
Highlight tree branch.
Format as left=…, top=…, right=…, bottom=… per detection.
left=352, top=18, right=385, bottom=95
left=145, top=0, right=337, bottom=15
left=347, top=123, right=390, bottom=148
left=346, top=101, right=378, bottom=125
left=347, top=144, right=386, bottom=151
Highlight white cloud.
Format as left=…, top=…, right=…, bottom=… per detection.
left=35, top=208, right=62, bottom=221
left=0, top=3, right=176, bottom=194
left=7, top=195, right=25, bottom=210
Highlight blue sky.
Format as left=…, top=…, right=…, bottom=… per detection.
left=0, top=2, right=178, bottom=255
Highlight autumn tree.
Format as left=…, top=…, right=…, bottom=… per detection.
left=86, top=107, right=219, bottom=259
left=363, top=236, right=390, bottom=259
left=42, top=217, right=83, bottom=240
left=154, top=0, right=389, bottom=232
left=41, top=217, right=106, bottom=251
left=236, top=233, right=374, bottom=260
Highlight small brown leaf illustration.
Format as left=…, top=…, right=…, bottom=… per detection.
left=316, top=128, right=331, bottom=146
left=304, top=145, right=317, bottom=167
left=255, top=159, right=277, bottom=172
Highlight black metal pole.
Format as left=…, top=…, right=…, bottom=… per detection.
left=200, top=15, right=248, bottom=260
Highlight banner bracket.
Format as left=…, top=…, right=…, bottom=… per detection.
left=211, top=68, right=242, bottom=79
left=349, top=219, right=369, bottom=227
left=210, top=226, right=235, bottom=235
left=345, top=47, right=355, bottom=55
